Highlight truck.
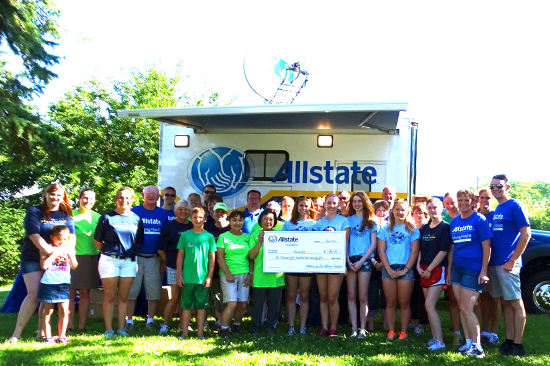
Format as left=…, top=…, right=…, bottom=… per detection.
left=117, top=102, right=417, bottom=207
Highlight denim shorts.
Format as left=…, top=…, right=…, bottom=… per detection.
left=451, top=265, right=483, bottom=293
left=349, top=255, right=374, bottom=272
left=38, top=283, right=70, bottom=303
left=381, top=264, right=415, bottom=281
left=21, top=260, right=42, bottom=274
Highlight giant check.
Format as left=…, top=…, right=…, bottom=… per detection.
left=262, top=231, right=346, bottom=274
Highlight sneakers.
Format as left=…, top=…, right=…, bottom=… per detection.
left=428, top=339, right=446, bottom=351
left=427, top=338, right=437, bottom=347
left=124, top=322, right=134, bottom=333
left=104, top=330, right=115, bottom=338
left=117, top=329, right=130, bottom=337
left=387, top=331, right=397, bottom=341
left=413, top=326, right=425, bottom=336
left=328, top=329, right=338, bottom=337
left=458, top=343, right=471, bottom=353
left=299, top=326, right=307, bottom=335
left=319, top=328, right=329, bottom=336
left=159, top=324, right=170, bottom=335
left=350, top=328, right=358, bottom=338
left=219, top=328, right=231, bottom=338
left=44, top=337, right=57, bottom=344
left=507, top=344, right=526, bottom=357
left=203, top=322, right=210, bottom=331
left=56, top=337, right=69, bottom=344
left=397, top=332, right=408, bottom=341
left=462, top=345, right=485, bottom=358
left=357, top=329, right=367, bottom=339
left=499, top=340, right=513, bottom=355
left=232, top=324, right=245, bottom=334
left=145, top=322, right=157, bottom=331
left=288, top=326, right=296, bottom=336
left=487, top=334, right=499, bottom=346
left=452, top=333, right=464, bottom=347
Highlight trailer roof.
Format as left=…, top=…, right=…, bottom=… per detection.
left=116, top=102, right=408, bottom=134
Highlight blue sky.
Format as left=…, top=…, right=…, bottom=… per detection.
left=35, top=0, right=550, bottom=194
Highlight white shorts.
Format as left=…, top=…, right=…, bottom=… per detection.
left=98, top=254, right=137, bottom=279
left=220, top=273, right=250, bottom=303
left=166, top=267, right=177, bottom=285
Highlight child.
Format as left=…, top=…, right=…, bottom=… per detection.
left=38, top=225, right=78, bottom=344
left=176, top=207, right=217, bottom=339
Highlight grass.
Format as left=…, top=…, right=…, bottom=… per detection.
left=1, top=283, right=550, bottom=365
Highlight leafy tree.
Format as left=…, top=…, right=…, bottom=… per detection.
left=0, top=201, right=25, bottom=284
left=41, top=64, right=232, bottom=213
left=0, top=0, right=89, bottom=198
left=508, top=180, right=550, bottom=231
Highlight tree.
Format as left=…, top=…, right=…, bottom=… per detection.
left=0, top=0, right=89, bottom=198
left=41, top=64, right=232, bottom=213
left=508, top=180, right=550, bottom=231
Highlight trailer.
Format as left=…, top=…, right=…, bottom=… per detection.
left=117, top=102, right=417, bottom=208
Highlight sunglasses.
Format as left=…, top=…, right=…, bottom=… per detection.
left=490, top=184, right=505, bottom=190
left=164, top=193, right=176, bottom=197
left=204, top=190, right=215, bottom=194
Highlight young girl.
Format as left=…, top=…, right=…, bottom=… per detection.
left=311, top=194, right=350, bottom=337
left=377, top=199, right=420, bottom=341
left=38, top=225, right=78, bottom=344
left=282, top=196, right=317, bottom=335
left=346, top=191, right=378, bottom=339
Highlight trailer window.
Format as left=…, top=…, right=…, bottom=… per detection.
left=244, top=150, right=289, bottom=181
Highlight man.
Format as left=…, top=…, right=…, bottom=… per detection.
left=487, top=174, right=531, bottom=356
left=382, top=185, right=396, bottom=207
left=162, top=186, right=177, bottom=221
left=202, top=184, right=217, bottom=205
left=242, top=190, right=262, bottom=234
left=126, top=185, right=168, bottom=331
left=280, top=196, right=294, bottom=222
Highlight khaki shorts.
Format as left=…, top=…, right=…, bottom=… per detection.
left=487, top=265, right=522, bottom=301
left=128, top=256, right=162, bottom=300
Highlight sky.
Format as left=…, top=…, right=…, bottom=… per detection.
left=34, top=0, right=550, bottom=195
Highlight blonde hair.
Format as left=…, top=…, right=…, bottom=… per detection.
left=388, top=199, right=416, bottom=234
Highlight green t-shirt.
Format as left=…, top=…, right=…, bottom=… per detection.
left=443, top=214, right=452, bottom=224
left=216, top=231, right=250, bottom=276
left=72, top=209, right=101, bottom=255
left=177, top=230, right=217, bottom=284
left=248, top=232, right=284, bottom=288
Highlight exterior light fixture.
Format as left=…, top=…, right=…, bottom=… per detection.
left=174, top=135, right=189, bottom=147
left=317, top=135, right=333, bottom=148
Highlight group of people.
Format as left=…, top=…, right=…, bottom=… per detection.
left=7, top=176, right=531, bottom=358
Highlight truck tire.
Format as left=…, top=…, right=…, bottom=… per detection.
left=522, top=271, right=550, bottom=314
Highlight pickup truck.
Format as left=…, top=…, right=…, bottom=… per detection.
left=521, top=229, right=550, bottom=313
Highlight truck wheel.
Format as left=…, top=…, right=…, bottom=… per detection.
left=522, top=271, right=550, bottom=314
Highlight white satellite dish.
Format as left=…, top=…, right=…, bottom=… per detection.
left=243, top=51, right=309, bottom=104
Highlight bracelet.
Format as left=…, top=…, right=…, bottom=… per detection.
left=248, top=271, right=253, bottom=275
left=404, top=267, right=410, bottom=273
left=373, top=260, right=378, bottom=266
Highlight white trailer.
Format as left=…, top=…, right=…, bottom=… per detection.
left=117, top=102, right=417, bottom=208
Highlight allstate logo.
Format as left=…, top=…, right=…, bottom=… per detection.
left=188, top=147, right=253, bottom=198
left=268, top=235, right=277, bottom=243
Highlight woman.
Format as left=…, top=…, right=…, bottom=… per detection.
left=8, top=183, right=75, bottom=344
left=409, top=203, right=429, bottom=336
left=412, top=204, right=428, bottom=229
left=187, top=193, right=202, bottom=209
left=68, top=188, right=101, bottom=334
left=248, top=209, right=285, bottom=335
left=311, top=194, right=350, bottom=337
left=447, top=189, right=492, bottom=358
left=346, top=191, right=378, bottom=339
left=337, top=191, right=351, bottom=216
left=443, top=192, right=460, bottom=224
left=94, top=187, right=144, bottom=338
left=312, top=197, right=325, bottom=220
left=416, top=198, right=451, bottom=351
left=282, top=196, right=317, bottom=335
left=477, top=187, right=501, bottom=345
left=377, top=199, right=419, bottom=341
left=217, top=210, right=253, bottom=337
left=158, top=200, right=193, bottom=335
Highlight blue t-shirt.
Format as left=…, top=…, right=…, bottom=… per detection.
left=282, top=219, right=316, bottom=231
left=481, top=211, right=495, bottom=230
left=311, top=214, right=350, bottom=232
left=164, top=208, right=176, bottom=222
left=491, top=199, right=530, bottom=267
left=94, top=211, right=144, bottom=257
left=348, top=215, right=378, bottom=257
left=158, top=219, right=192, bottom=269
left=243, top=208, right=263, bottom=234
left=21, top=206, right=75, bottom=263
left=131, top=205, right=169, bottom=254
left=450, top=212, right=493, bottom=271
left=377, top=224, right=420, bottom=265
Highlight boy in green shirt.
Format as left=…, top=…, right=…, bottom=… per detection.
left=177, top=207, right=216, bottom=339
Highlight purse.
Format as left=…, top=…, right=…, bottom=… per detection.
left=420, top=264, right=443, bottom=288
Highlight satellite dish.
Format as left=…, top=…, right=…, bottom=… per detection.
left=243, top=51, right=309, bottom=104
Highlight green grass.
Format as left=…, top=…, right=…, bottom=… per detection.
left=1, top=283, right=549, bottom=365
